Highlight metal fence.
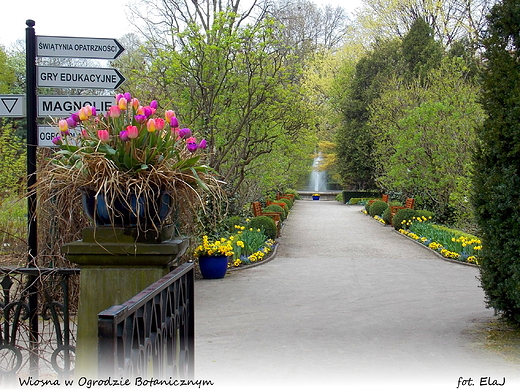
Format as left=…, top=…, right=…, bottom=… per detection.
left=0, top=267, right=79, bottom=384
left=98, top=262, right=195, bottom=380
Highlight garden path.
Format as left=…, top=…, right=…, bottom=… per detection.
left=194, top=200, right=520, bottom=390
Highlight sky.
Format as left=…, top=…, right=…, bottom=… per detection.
left=1, top=0, right=363, bottom=49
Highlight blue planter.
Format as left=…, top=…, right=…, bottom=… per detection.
left=198, top=255, right=229, bottom=279
left=312, top=196, right=320, bottom=200
left=81, top=188, right=172, bottom=228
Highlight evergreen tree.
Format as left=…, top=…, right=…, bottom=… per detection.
left=472, top=0, right=520, bottom=323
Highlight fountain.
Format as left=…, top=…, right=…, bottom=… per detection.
left=299, top=152, right=341, bottom=200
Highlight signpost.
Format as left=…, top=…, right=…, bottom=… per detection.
left=38, top=95, right=115, bottom=117
left=0, top=94, right=25, bottom=117
left=37, top=66, right=126, bottom=89
left=37, top=35, right=124, bottom=60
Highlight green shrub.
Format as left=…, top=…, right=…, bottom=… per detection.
left=285, top=189, right=300, bottom=200
left=369, top=200, right=388, bottom=217
left=277, top=198, right=293, bottom=209
left=414, top=209, right=435, bottom=221
left=392, top=208, right=417, bottom=230
left=246, top=216, right=277, bottom=240
left=264, top=204, right=285, bottom=220
left=222, top=215, right=243, bottom=232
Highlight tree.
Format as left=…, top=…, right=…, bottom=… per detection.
left=472, top=0, right=520, bottom=324
left=333, top=38, right=403, bottom=189
left=371, top=57, right=484, bottom=224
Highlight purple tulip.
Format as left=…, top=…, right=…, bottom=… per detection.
left=179, top=128, right=192, bottom=138
left=119, top=130, right=129, bottom=142
left=134, top=115, right=147, bottom=123
left=52, top=136, right=62, bottom=146
left=116, top=94, right=123, bottom=103
left=91, top=106, right=97, bottom=116
left=198, top=138, right=207, bottom=149
left=143, top=107, right=153, bottom=117
left=170, top=117, right=179, bottom=128
left=150, top=100, right=158, bottom=109
left=124, top=92, right=132, bottom=102
left=66, top=116, right=78, bottom=128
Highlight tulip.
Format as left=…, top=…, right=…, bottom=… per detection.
left=108, top=105, right=121, bottom=118
left=58, top=119, right=69, bottom=134
left=147, top=118, right=156, bottom=132
left=131, top=98, right=140, bottom=110
left=119, top=130, right=129, bottom=142
left=98, top=130, right=110, bottom=142
left=52, top=136, right=62, bottom=146
left=91, top=106, right=97, bottom=116
left=118, top=97, right=127, bottom=110
left=66, top=116, right=77, bottom=128
left=186, top=136, right=198, bottom=152
left=150, top=100, right=158, bottom=110
left=124, top=92, right=132, bottom=102
left=78, top=107, right=90, bottom=121
left=171, top=127, right=179, bottom=139
left=154, top=118, right=165, bottom=131
left=170, top=116, right=179, bottom=128
left=143, top=107, right=153, bottom=117
left=126, top=125, right=139, bottom=139
left=165, top=110, right=175, bottom=122
left=198, top=138, right=207, bottom=149
left=179, top=128, right=192, bottom=138
left=81, top=129, right=88, bottom=138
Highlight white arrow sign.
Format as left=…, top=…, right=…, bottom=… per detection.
left=0, top=95, right=25, bottom=117
left=37, top=35, right=125, bottom=60
left=38, top=95, right=115, bottom=117
left=37, top=66, right=125, bottom=89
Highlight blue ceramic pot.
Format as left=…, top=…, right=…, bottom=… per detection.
left=81, top=188, right=173, bottom=228
left=198, top=255, right=229, bottom=279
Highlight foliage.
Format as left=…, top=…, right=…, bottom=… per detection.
left=276, top=197, right=293, bottom=209
left=0, top=46, right=16, bottom=93
left=472, top=0, right=520, bottom=324
left=368, top=200, right=388, bottom=217
left=370, top=56, right=484, bottom=225
left=246, top=216, right=278, bottom=240
left=0, top=123, right=26, bottom=196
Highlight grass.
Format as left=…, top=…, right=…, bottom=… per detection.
left=0, top=196, right=27, bottom=256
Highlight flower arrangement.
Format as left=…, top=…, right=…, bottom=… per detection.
left=36, top=93, right=220, bottom=235
left=193, top=236, right=234, bottom=258
left=229, top=225, right=274, bottom=267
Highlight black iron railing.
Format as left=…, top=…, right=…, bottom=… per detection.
left=0, top=267, right=79, bottom=384
left=98, top=262, right=194, bottom=380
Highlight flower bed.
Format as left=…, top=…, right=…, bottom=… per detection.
left=230, top=225, right=275, bottom=268
left=399, top=216, right=481, bottom=265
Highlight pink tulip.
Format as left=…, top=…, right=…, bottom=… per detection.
left=155, top=118, right=165, bottom=131
left=131, top=98, right=140, bottom=110
left=78, top=107, right=90, bottom=121
left=58, top=119, right=69, bottom=134
left=127, top=125, right=139, bottom=139
left=108, top=106, right=121, bottom=118
left=98, top=130, right=110, bottom=142
left=165, top=110, right=175, bottom=122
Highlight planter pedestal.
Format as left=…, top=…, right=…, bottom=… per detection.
left=62, top=227, right=189, bottom=379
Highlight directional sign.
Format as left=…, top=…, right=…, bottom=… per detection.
left=0, top=95, right=25, bottom=117
left=37, top=35, right=125, bottom=60
left=37, top=66, right=125, bottom=89
left=38, top=95, right=115, bottom=117
left=37, top=125, right=79, bottom=147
